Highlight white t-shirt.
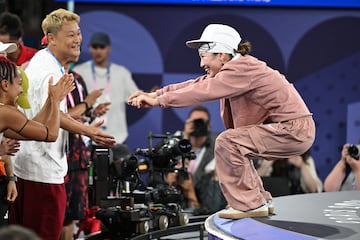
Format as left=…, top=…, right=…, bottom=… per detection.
left=13, top=48, right=68, bottom=184
left=73, top=61, right=138, bottom=143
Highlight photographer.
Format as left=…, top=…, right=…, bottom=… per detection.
left=255, top=148, right=322, bottom=195
left=167, top=106, right=226, bottom=214
left=324, top=143, right=360, bottom=191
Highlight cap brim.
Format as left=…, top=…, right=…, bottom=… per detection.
left=16, top=94, right=31, bottom=109
left=7, top=43, right=17, bottom=53
left=186, top=40, right=212, bottom=49
left=0, top=43, right=17, bottom=53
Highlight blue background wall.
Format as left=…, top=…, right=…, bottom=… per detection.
left=74, top=3, right=360, bottom=181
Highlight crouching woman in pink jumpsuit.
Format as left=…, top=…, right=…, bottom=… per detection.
left=128, top=24, right=315, bottom=219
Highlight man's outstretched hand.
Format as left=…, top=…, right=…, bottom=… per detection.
left=88, top=120, right=116, bottom=147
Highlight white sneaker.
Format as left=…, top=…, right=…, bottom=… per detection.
left=267, top=199, right=275, bottom=214
left=218, top=204, right=269, bottom=219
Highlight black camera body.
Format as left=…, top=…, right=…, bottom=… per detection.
left=190, top=118, right=209, bottom=137
left=136, top=133, right=196, bottom=174
left=95, top=132, right=192, bottom=238
left=348, top=144, right=360, bottom=160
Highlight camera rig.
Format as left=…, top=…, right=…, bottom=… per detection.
left=136, top=132, right=196, bottom=185
left=94, top=132, right=196, bottom=239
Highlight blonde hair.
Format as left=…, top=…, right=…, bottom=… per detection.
left=41, top=8, right=80, bottom=35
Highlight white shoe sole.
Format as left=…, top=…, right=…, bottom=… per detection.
left=268, top=205, right=275, bottom=214
left=218, top=207, right=269, bottom=219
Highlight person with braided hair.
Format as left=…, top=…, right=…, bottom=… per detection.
left=0, top=55, right=75, bottom=225
left=0, top=56, right=74, bottom=145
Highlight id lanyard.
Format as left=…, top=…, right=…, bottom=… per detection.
left=46, top=48, right=69, bottom=152
left=46, top=48, right=65, bottom=75
left=91, top=60, right=111, bottom=99
left=67, top=80, right=84, bottom=108
left=46, top=48, right=68, bottom=110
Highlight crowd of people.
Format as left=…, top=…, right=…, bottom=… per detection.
left=0, top=7, right=358, bottom=240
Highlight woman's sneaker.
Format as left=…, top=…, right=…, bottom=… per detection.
left=218, top=204, right=269, bottom=219
left=267, top=199, right=275, bottom=214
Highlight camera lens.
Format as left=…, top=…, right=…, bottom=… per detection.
left=348, top=144, right=360, bottom=160
left=190, top=118, right=208, bottom=137
left=178, top=139, right=192, bottom=153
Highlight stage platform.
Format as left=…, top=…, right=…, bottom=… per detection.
left=205, top=191, right=360, bottom=240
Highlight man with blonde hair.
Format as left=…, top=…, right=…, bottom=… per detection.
left=10, top=9, right=115, bottom=239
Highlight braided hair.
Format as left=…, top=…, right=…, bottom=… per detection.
left=0, top=56, right=17, bottom=84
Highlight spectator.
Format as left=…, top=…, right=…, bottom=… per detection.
left=0, top=41, right=17, bottom=57
left=0, top=12, right=38, bottom=68
left=167, top=106, right=226, bottom=214
left=38, top=34, right=111, bottom=239
left=0, top=56, right=73, bottom=146
left=0, top=42, right=24, bottom=226
left=0, top=54, right=74, bottom=225
left=73, top=32, right=139, bottom=143
left=128, top=23, right=315, bottom=219
left=10, top=8, right=115, bottom=240
left=0, top=12, right=38, bottom=222
left=255, top=149, right=322, bottom=195
left=61, top=69, right=106, bottom=240
left=324, top=143, right=360, bottom=191
left=0, top=41, right=31, bottom=110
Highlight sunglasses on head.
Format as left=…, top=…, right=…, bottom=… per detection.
left=199, top=42, right=216, bottom=51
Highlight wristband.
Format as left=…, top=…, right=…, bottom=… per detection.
left=7, top=176, right=17, bottom=182
left=82, top=101, right=93, bottom=113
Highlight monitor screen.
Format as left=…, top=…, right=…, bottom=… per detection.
left=56, top=0, right=360, bottom=8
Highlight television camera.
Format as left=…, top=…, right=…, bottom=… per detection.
left=136, top=132, right=196, bottom=185
left=95, top=132, right=196, bottom=239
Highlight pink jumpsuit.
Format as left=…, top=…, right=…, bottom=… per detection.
left=156, top=55, right=316, bottom=211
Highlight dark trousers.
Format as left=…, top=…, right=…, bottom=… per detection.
left=0, top=180, right=9, bottom=226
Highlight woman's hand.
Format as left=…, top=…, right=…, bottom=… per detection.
left=128, top=91, right=157, bottom=106
left=128, top=94, right=160, bottom=108
left=49, top=74, right=75, bottom=102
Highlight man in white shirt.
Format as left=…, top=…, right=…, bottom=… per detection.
left=10, top=9, right=115, bottom=240
left=74, top=32, right=139, bottom=143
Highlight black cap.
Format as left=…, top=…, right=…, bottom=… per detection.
left=90, top=32, right=110, bottom=46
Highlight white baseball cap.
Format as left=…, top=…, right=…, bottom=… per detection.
left=186, top=24, right=241, bottom=51
left=0, top=41, right=17, bottom=53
